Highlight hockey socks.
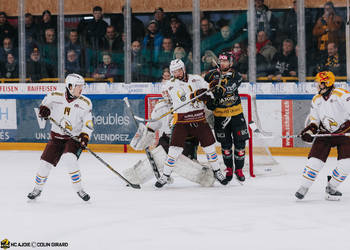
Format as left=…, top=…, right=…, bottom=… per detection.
left=204, top=145, right=227, bottom=185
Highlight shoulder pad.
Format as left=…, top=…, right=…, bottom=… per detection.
left=312, top=94, right=321, bottom=103
left=79, top=96, right=91, bottom=106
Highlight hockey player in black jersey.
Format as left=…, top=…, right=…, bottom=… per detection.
left=204, top=51, right=249, bottom=182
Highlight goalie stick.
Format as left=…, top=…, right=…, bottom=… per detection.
left=48, top=117, right=141, bottom=189
left=123, top=97, right=161, bottom=180
left=249, top=121, right=350, bottom=139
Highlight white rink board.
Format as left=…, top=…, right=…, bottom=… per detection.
left=1, top=151, right=350, bottom=250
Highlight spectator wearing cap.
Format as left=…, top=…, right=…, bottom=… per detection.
left=165, top=16, right=192, bottom=52
left=38, top=10, right=57, bottom=43
left=0, top=37, right=18, bottom=64
left=142, top=19, right=164, bottom=81
left=111, top=6, right=145, bottom=42
left=26, top=47, right=49, bottom=82
left=0, top=12, right=16, bottom=45
left=153, top=7, right=170, bottom=36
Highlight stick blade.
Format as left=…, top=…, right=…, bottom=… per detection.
left=129, top=183, right=141, bottom=189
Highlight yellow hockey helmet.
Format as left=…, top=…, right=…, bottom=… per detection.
left=315, top=71, right=335, bottom=87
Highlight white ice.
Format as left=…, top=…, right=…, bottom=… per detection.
left=1, top=150, right=350, bottom=250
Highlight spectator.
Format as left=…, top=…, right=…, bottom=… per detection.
left=201, top=50, right=217, bottom=74
left=255, top=0, right=278, bottom=42
left=166, top=16, right=192, bottom=52
left=256, top=30, right=277, bottom=64
left=40, top=28, right=58, bottom=77
left=25, top=13, right=39, bottom=45
left=93, top=53, right=118, bottom=81
left=281, top=0, right=297, bottom=43
left=312, top=1, right=344, bottom=56
left=172, top=46, right=192, bottom=73
left=65, top=29, right=84, bottom=69
left=154, top=7, right=169, bottom=36
left=268, top=39, right=298, bottom=81
left=0, top=37, right=17, bottom=64
left=142, top=20, right=164, bottom=81
left=26, top=47, right=49, bottom=82
left=65, top=50, right=83, bottom=76
left=155, top=37, right=174, bottom=79
left=239, top=47, right=270, bottom=80
left=38, top=10, right=57, bottom=43
left=83, top=6, right=108, bottom=49
left=200, top=17, right=216, bottom=40
left=315, top=42, right=345, bottom=76
left=130, top=40, right=144, bottom=82
left=0, top=12, right=16, bottom=45
left=161, top=67, right=171, bottom=82
left=111, top=6, right=145, bottom=42
left=3, top=53, right=18, bottom=79
left=231, top=43, right=249, bottom=77
left=99, top=25, right=123, bottom=53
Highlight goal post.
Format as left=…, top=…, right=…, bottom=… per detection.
left=144, top=93, right=281, bottom=177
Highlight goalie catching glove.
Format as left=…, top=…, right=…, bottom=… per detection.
left=130, top=123, right=155, bottom=150
left=300, top=123, right=318, bottom=143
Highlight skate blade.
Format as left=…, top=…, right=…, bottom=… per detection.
left=325, top=194, right=341, bottom=201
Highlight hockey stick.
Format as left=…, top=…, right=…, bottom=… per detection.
left=123, top=97, right=161, bottom=180
left=131, top=87, right=215, bottom=123
left=249, top=121, right=350, bottom=139
left=48, top=117, right=141, bottom=189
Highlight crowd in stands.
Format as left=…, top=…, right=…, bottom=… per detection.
left=0, top=0, right=346, bottom=83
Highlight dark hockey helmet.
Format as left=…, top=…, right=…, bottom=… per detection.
left=218, top=51, right=233, bottom=70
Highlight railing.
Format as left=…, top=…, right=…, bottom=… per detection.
left=0, top=78, right=114, bottom=83
left=256, top=76, right=348, bottom=83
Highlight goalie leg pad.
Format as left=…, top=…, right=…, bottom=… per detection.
left=130, top=123, right=155, bottom=151
left=34, top=160, right=53, bottom=190
left=301, top=157, right=324, bottom=188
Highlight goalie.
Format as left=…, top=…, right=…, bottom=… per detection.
left=295, top=71, right=350, bottom=201
left=125, top=83, right=215, bottom=187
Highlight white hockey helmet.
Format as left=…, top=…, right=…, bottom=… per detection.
left=65, top=73, right=86, bottom=95
left=169, top=59, right=185, bottom=76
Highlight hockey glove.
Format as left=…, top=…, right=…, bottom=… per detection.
left=39, top=105, right=50, bottom=120
left=190, top=88, right=211, bottom=103
left=300, top=123, right=318, bottom=143
left=78, top=133, right=89, bottom=149
left=209, top=79, right=219, bottom=89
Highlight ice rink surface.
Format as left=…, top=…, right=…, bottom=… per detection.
left=1, top=150, right=350, bottom=250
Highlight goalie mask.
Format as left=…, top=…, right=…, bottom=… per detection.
left=169, top=59, right=186, bottom=80
left=315, top=71, right=335, bottom=96
left=65, top=73, right=86, bottom=97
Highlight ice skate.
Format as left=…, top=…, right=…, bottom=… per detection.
left=325, top=184, right=342, bottom=201
left=155, top=174, right=170, bottom=188
left=235, top=169, right=245, bottom=182
left=225, top=167, right=233, bottom=182
left=295, top=186, right=309, bottom=200
left=213, top=169, right=228, bottom=185
left=77, top=189, right=90, bottom=201
left=27, top=188, right=42, bottom=200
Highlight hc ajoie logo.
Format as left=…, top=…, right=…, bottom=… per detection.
left=1, top=238, right=10, bottom=250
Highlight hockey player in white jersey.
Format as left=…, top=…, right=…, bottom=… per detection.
left=295, top=71, right=350, bottom=201
left=154, top=59, right=227, bottom=188
left=27, top=73, right=93, bottom=201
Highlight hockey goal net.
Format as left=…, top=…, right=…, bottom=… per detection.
left=145, top=93, right=280, bottom=177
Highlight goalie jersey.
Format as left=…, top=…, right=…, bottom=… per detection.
left=41, top=91, right=93, bottom=137
left=309, top=88, right=350, bottom=133
left=147, top=100, right=172, bottom=136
